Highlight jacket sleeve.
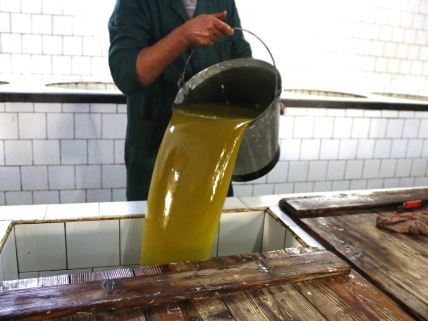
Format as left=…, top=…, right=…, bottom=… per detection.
left=229, top=1, right=252, bottom=59
left=108, top=0, right=152, bottom=94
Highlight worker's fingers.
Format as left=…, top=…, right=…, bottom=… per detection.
left=212, top=28, right=225, bottom=40
left=213, top=18, right=234, bottom=36
left=212, top=11, right=227, bottom=20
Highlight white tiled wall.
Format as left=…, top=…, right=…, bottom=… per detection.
left=0, top=0, right=428, bottom=93
left=1, top=104, right=428, bottom=203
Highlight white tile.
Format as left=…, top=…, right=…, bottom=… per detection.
left=61, top=140, right=87, bottom=165
left=47, top=114, right=74, bottom=139
left=253, top=184, right=274, bottom=196
left=0, top=167, right=20, bottom=191
left=66, top=220, right=120, bottom=269
left=48, top=166, right=74, bottom=190
left=239, top=195, right=280, bottom=208
left=0, top=204, right=47, bottom=221
left=350, top=179, right=367, bottom=190
left=0, top=13, right=10, bottom=32
left=351, top=118, right=370, bottom=138
left=366, top=179, right=384, bottom=189
left=313, top=117, right=334, bottom=138
left=284, top=230, right=301, bottom=248
left=288, top=161, right=309, bottom=182
left=21, top=0, right=41, bottom=13
left=0, top=116, right=17, bottom=141
left=274, top=183, right=294, bottom=194
left=32, top=14, right=52, bottom=34
left=415, top=177, right=428, bottom=186
left=232, top=185, right=253, bottom=197
left=308, top=161, right=327, bottom=181
left=117, top=104, right=127, bottom=114
left=53, top=16, right=73, bottom=35
left=88, top=140, right=114, bottom=164
left=294, top=182, right=313, bottom=193
left=374, top=139, right=391, bottom=158
left=406, top=140, right=424, bottom=158
left=111, top=189, right=124, bottom=202
left=390, top=139, right=408, bottom=158
left=293, top=117, right=314, bottom=138
left=63, top=36, right=82, bottom=56
left=21, top=166, right=48, bottom=190
left=114, top=140, right=125, bottom=164
left=369, top=118, right=387, bottom=138
left=15, top=223, right=66, bottom=272
left=300, top=139, right=320, bottom=160
left=0, top=253, right=4, bottom=281
left=59, top=190, right=86, bottom=204
left=22, top=34, right=42, bottom=54
left=396, top=159, right=413, bottom=177
left=267, top=161, right=288, bottom=183
left=42, top=0, right=62, bottom=14
left=420, top=120, right=428, bottom=138
left=319, top=139, right=340, bottom=160
left=280, top=139, right=300, bottom=161
left=338, top=139, right=358, bottom=159
left=76, top=165, right=101, bottom=189
left=218, top=211, right=264, bottom=256
left=331, top=180, right=350, bottom=191
left=423, top=140, right=428, bottom=157
left=262, top=214, right=286, bottom=252
left=402, top=119, right=420, bottom=138
left=0, top=193, right=4, bottom=206
left=345, top=160, right=364, bottom=179
left=383, top=178, right=400, bottom=189
left=279, top=116, right=294, bottom=138
left=75, top=114, right=101, bottom=139
left=1, top=229, right=18, bottom=280
left=87, top=189, right=111, bottom=203
left=42, top=35, right=62, bottom=54
left=223, top=197, right=246, bottom=209
left=19, top=272, right=38, bottom=279
left=411, top=159, right=427, bottom=176
left=333, top=117, right=352, bottom=138
left=399, top=177, right=414, bottom=188
left=386, top=119, right=404, bottom=138
left=52, top=56, right=71, bottom=75
left=11, top=13, right=31, bottom=33
left=5, top=192, right=32, bottom=205
left=90, top=104, right=117, bottom=113
left=102, top=114, right=127, bottom=139
left=327, top=161, right=346, bottom=180
left=34, top=140, right=60, bottom=165
left=356, top=139, right=375, bottom=159
left=312, top=181, right=332, bottom=192
left=0, top=141, right=4, bottom=166
left=102, top=165, right=126, bottom=188
left=1, top=33, right=21, bottom=53
left=33, top=191, right=59, bottom=205
left=5, top=103, right=33, bottom=113
left=72, top=56, right=91, bottom=76
left=62, top=103, right=89, bottom=113
left=5, top=141, right=32, bottom=165
left=363, top=159, right=381, bottom=179
left=379, top=159, right=397, bottom=178
left=46, top=202, right=99, bottom=221
left=286, top=108, right=307, bottom=116
left=120, top=218, right=144, bottom=265
left=99, top=201, right=147, bottom=217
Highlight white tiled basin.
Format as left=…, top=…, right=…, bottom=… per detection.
left=45, top=81, right=118, bottom=91
left=0, top=206, right=312, bottom=281
left=372, top=92, right=428, bottom=102
left=283, top=88, right=367, bottom=98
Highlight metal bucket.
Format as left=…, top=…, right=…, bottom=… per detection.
left=174, top=56, right=281, bottom=182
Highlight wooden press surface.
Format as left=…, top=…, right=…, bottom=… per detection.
left=0, top=249, right=413, bottom=321
left=280, top=187, right=428, bottom=321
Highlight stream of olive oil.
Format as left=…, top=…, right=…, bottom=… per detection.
left=140, top=104, right=259, bottom=266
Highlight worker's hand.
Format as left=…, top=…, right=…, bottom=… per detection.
left=179, top=11, right=234, bottom=47
left=280, top=101, right=286, bottom=115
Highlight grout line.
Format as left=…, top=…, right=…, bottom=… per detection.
left=64, top=222, right=68, bottom=270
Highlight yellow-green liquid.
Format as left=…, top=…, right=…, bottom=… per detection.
left=140, top=104, right=259, bottom=266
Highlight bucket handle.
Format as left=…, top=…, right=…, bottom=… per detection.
left=178, top=27, right=281, bottom=97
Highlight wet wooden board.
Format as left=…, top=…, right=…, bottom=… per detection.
left=0, top=251, right=349, bottom=320
left=299, top=211, right=428, bottom=321
left=279, top=187, right=428, bottom=218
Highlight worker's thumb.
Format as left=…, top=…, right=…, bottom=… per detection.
left=213, top=11, right=227, bottom=20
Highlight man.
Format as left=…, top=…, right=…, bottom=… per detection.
left=108, top=0, right=251, bottom=201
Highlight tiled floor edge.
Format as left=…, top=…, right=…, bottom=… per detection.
left=0, top=221, right=14, bottom=254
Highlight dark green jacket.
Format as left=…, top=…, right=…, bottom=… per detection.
left=108, top=0, right=251, bottom=201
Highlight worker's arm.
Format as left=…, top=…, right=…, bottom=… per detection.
left=136, top=11, right=234, bottom=86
